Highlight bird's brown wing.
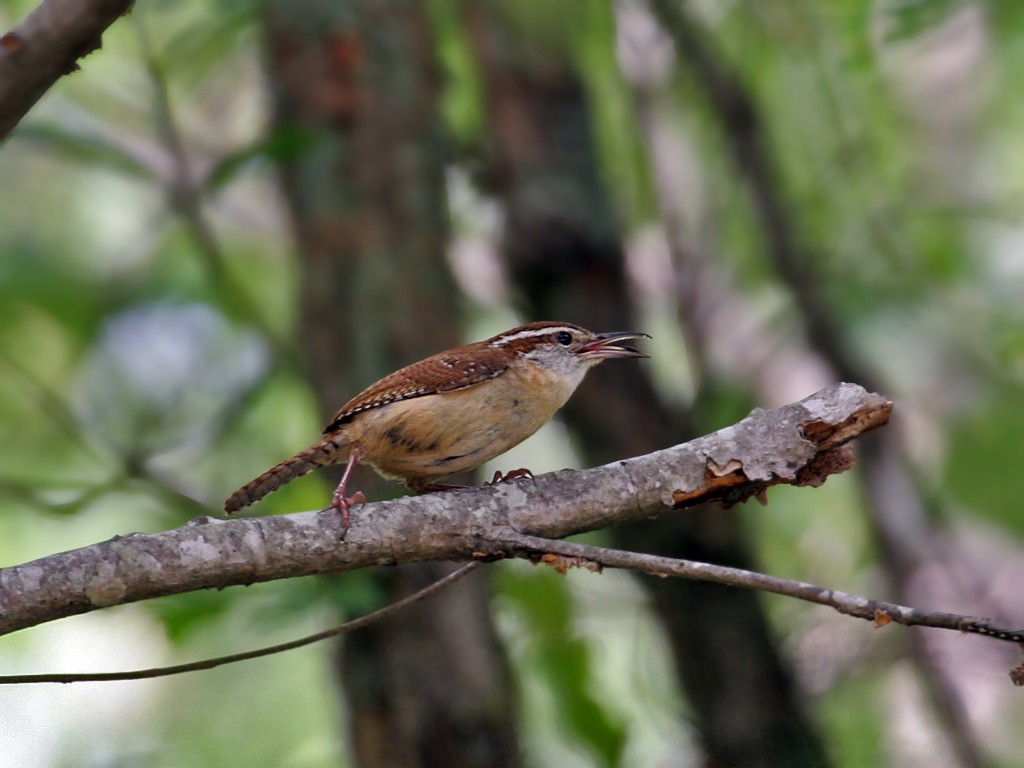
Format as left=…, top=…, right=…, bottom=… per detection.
left=322, top=343, right=510, bottom=434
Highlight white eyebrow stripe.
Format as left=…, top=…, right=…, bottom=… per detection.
left=489, top=327, right=574, bottom=346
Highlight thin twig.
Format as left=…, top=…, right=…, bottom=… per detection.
left=0, top=562, right=481, bottom=684
left=0, top=347, right=109, bottom=461
left=649, top=0, right=867, bottom=386
left=132, top=14, right=300, bottom=370
left=504, top=534, right=1024, bottom=646
left=0, top=346, right=208, bottom=515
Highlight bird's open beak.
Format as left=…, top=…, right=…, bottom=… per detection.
left=577, top=331, right=651, bottom=360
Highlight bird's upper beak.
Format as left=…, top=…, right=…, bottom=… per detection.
left=576, top=331, right=651, bottom=360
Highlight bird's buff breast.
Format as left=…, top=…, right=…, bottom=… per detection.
left=346, top=363, right=578, bottom=485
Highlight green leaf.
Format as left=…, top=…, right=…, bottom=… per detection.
left=880, top=0, right=959, bottom=43
left=203, top=128, right=316, bottom=193
left=14, top=124, right=154, bottom=180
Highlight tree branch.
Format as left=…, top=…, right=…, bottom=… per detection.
left=2, top=382, right=889, bottom=635
left=0, top=0, right=134, bottom=141
left=501, top=534, right=1024, bottom=647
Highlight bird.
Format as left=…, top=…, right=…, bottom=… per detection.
left=223, top=321, right=650, bottom=537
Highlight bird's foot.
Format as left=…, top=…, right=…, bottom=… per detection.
left=326, top=490, right=366, bottom=541
left=490, top=468, right=533, bottom=484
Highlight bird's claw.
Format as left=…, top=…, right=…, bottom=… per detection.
left=490, top=468, right=533, bottom=484
left=327, top=490, right=366, bottom=541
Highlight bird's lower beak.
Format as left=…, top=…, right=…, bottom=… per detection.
left=577, top=331, right=651, bottom=360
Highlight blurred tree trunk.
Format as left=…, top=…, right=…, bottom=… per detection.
left=263, top=2, right=519, bottom=766
left=464, top=5, right=831, bottom=767
left=645, top=4, right=987, bottom=766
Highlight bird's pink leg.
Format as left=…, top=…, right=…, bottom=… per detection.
left=328, top=446, right=365, bottom=541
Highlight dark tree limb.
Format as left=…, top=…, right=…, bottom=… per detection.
left=263, top=1, right=519, bottom=763
left=648, top=0, right=867, bottom=386
left=647, top=3, right=1000, bottom=762
left=0, top=0, right=133, bottom=141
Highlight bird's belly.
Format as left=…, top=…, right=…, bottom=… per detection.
left=350, top=372, right=570, bottom=484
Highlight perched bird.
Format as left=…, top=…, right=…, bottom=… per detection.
left=224, top=321, right=649, bottom=537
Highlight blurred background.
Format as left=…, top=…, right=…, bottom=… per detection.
left=2, top=0, right=1023, bottom=766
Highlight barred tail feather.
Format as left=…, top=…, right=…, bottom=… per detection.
left=223, top=439, right=348, bottom=513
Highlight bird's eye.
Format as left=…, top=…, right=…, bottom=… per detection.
left=555, top=331, right=573, bottom=346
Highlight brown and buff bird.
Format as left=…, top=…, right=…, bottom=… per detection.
left=224, top=321, right=649, bottom=537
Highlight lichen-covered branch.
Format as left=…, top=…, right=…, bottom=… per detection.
left=0, top=382, right=889, bottom=636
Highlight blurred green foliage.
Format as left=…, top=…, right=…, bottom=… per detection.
left=2, top=0, right=1023, bottom=766
left=497, top=564, right=628, bottom=767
